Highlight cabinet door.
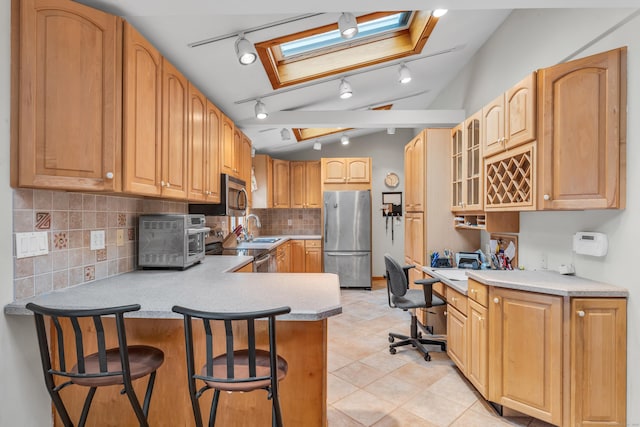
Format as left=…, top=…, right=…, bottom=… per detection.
left=482, top=94, right=505, bottom=158
left=290, top=240, right=305, bottom=272
left=187, top=83, right=207, bottom=201
left=489, top=287, right=562, bottom=425
left=505, top=73, right=536, bottom=150
left=465, top=111, right=483, bottom=211
left=404, top=212, right=424, bottom=266
left=451, top=124, right=464, bottom=211
left=290, top=161, right=305, bottom=209
left=446, top=305, right=467, bottom=374
left=323, top=158, right=346, bottom=183
left=220, top=114, right=235, bottom=176
left=305, top=161, right=322, bottom=208
left=305, top=242, right=322, bottom=273
left=204, top=101, right=221, bottom=203
left=538, top=48, right=625, bottom=210
left=122, top=22, right=161, bottom=196
left=346, top=158, right=370, bottom=183
left=161, top=59, right=188, bottom=199
left=404, top=142, right=414, bottom=210
left=18, top=0, right=121, bottom=191
left=406, top=133, right=425, bottom=212
left=241, top=133, right=252, bottom=206
left=467, top=300, right=488, bottom=398
left=273, top=159, right=290, bottom=208
left=571, top=298, right=626, bottom=427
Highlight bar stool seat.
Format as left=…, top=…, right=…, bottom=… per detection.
left=71, top=345, right=164, bottom=387
left=201, top=349, right=288, bottom=392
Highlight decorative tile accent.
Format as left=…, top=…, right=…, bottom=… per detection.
left=53, top=232, right=68, bottom=250
left=128, top=228, right=135, bottom=240
left=117, top=213, right=127, bottom=227
left=84, top=265, right=95, bottom=282
left=35, top=212, right=51, bottom=230
left=96, top=249, right=107, bottom=262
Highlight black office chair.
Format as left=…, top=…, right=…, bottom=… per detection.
left=25, top=303, right=165, bottom=427
left=384, top=254, right=446, bottom=361
left=172, top=305, right=291, bottom=427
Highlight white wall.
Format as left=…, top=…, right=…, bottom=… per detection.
left=430, top=8, right=640, bottom=424
left=0, top=0, right=52, bottom=424
left=277, top=129, right=410, bottom=276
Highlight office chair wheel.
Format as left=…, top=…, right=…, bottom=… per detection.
left=418, top=332, right=423, bottom=338
left=388, top=336, right=394, bottom=343
left=389, top=347, right=397, bottom=355
left=424, top=354, right=431, bottom=362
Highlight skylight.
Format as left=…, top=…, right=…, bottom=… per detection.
left=280, top=13, right=411, bottom=58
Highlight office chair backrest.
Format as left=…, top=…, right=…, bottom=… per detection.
left=385, top=255, right=409, bottom=298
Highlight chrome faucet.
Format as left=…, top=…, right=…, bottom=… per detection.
left=244, top=214, right=261, bottom=241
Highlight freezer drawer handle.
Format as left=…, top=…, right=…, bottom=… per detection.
left=326, top=252, right=369, bottom=257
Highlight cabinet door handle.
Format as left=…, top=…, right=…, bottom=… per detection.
left=543, top=194, right=551, bottom=201
left=105, top=172, right=114, bottom=179
left=444, top=310, right=447, bottom=316
left=166, top=182, right=171, bottom=188
left=161, top=181, right=165, bottom=187
left=470, top=289, right=476, bottom=294
left=577, top=310, right=585, bottom=317
left=493, top=297, right=500, bottom=304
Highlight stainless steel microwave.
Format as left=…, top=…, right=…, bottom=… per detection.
left=189, top=174, right=248, bottom=217
left=138, top=214, right=210, bottom=269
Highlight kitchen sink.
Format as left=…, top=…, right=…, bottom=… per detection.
left=251, top=237, right=281, bottom=243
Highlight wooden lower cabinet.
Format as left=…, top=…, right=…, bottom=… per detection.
left=233, top=262, right=253, bottom=272
left=446, top=304, right=467, bottom=373
left=290, top=240, right=322, bottom=273
left=51, top=317, right=328, bottom=427
left=467, top=299, right=488, bottom=398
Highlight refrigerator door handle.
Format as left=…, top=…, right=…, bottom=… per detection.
left=324, top=202, right=328, bottom=243
left=326, top=252, right=369, bottom=257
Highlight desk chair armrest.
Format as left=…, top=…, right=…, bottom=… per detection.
left=414, top=278, right=441, bottom=309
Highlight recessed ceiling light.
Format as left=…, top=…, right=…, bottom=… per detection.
left=433, top=9, right=448, bottom=18
left=339, top=79, right=353, bottom=99
left=254, top=100, right=268, bottom=120
left=235, top=34, right=257, bottom=65
left=338, top=13, right=358, bottom=39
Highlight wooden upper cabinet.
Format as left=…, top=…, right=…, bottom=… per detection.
left=187, top=83, right=207, bottom=201
left=122, top=22, right=162, bottom=196
left=464, top=111, right=483, bottom=211
left=160, top=59, right=188, bottom=199
left=240, top=132, right=252, bottom=206
left=17, top=0, right=122, bottom=191
left=405, top=131, right=425, bottom=212
left=252, top=154, right=273, bottom=209
left=322, top=158, right=370, bottom=184
left=483, top=73, right=536, bottom=158
left=489, top=287, right=563, bottom=425
left=204, top=101, right=221, bottom=203
left=273, top=159, right=290, bottom=208
left=220, top=114, right=236, bottom=177
left=291, top=161, right=321, bottom=208
left=537, top=47, right=626, bottom=210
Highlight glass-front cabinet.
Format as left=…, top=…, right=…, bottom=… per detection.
left=451, top=110, right=483, bottom=212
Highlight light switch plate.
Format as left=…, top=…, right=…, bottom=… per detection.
left=90, top=230, right=105, bottom=250
left=16, top=232, right=49, bottom=258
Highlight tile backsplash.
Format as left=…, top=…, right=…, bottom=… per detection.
left=250, top=208, right=321, bottom=236
left=12, top=189, right=187, bottom=300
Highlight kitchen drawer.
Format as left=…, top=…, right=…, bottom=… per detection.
left=468, top=279, right=488, bottom=307
left=305, top=240, right=321, bottom=248
left=446, top=286, right=467, bottom=316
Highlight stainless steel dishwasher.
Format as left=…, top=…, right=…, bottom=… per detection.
left=253, top=250, right=277, bottom=272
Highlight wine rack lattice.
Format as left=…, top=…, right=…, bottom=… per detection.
left=485, top=145, right=534, bottom=208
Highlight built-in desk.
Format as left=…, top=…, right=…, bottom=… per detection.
left=423, top=267, right=628, bottom=427
left=5, top=256, right=341, bottom=427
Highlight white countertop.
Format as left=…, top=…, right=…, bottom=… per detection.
left=423, top=267, right=628, bottom=298
left=5, top=255, right=342, bottom=320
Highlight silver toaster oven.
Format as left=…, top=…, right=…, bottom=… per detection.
left=138, top=214, right=210, bottom=269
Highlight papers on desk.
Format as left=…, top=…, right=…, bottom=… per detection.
left=433, top=269, right=468, bottom=281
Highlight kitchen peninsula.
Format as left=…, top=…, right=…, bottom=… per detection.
left=5, top=256, right=341, bottom=426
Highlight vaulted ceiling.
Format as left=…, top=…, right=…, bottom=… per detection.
left=76, top=0, right=638, bottom=154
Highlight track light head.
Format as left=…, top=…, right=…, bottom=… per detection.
left=254, top=100, right=268, bottom=120
left=280, top=128, right=291, bottom=140
left=338, top=13, right=358, bottom=39
left=313, top=141, right=322, bottom=151
left=398, top=63, right=412, bottom=84
left=387, top=127, right=396, bottom=135
left=235, top=34, right=257, bottom=65
left=341, top=135, right=350, bottom=145
left=338, top=79, right=353, bottom=99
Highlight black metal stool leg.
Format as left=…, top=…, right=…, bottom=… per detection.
left=142, top=371, right=157, bottom=416
left=209, top=389, right=220, bottom=427
left=78, top=387, right=97, bottom=427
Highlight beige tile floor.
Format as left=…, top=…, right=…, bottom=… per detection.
left=327, top=285, right=556, bottom=427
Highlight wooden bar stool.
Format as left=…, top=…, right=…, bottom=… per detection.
left=26, top=303, right=165, bottom=427
left=172, top=305, right=291, bottom=427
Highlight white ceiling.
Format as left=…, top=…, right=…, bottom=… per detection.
left=76, top=0, right=639, bottom=154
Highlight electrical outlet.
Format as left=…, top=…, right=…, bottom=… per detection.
left=540, top=252, right=548, bottom=270
left=90, top=230, right=105, bottom=250
left=288, top=219, right=292, bottom=226
left=116, top=229, right=125, bottom=246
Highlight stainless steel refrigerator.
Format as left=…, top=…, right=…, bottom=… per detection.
left=323, top=190, right=371, bottom=289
